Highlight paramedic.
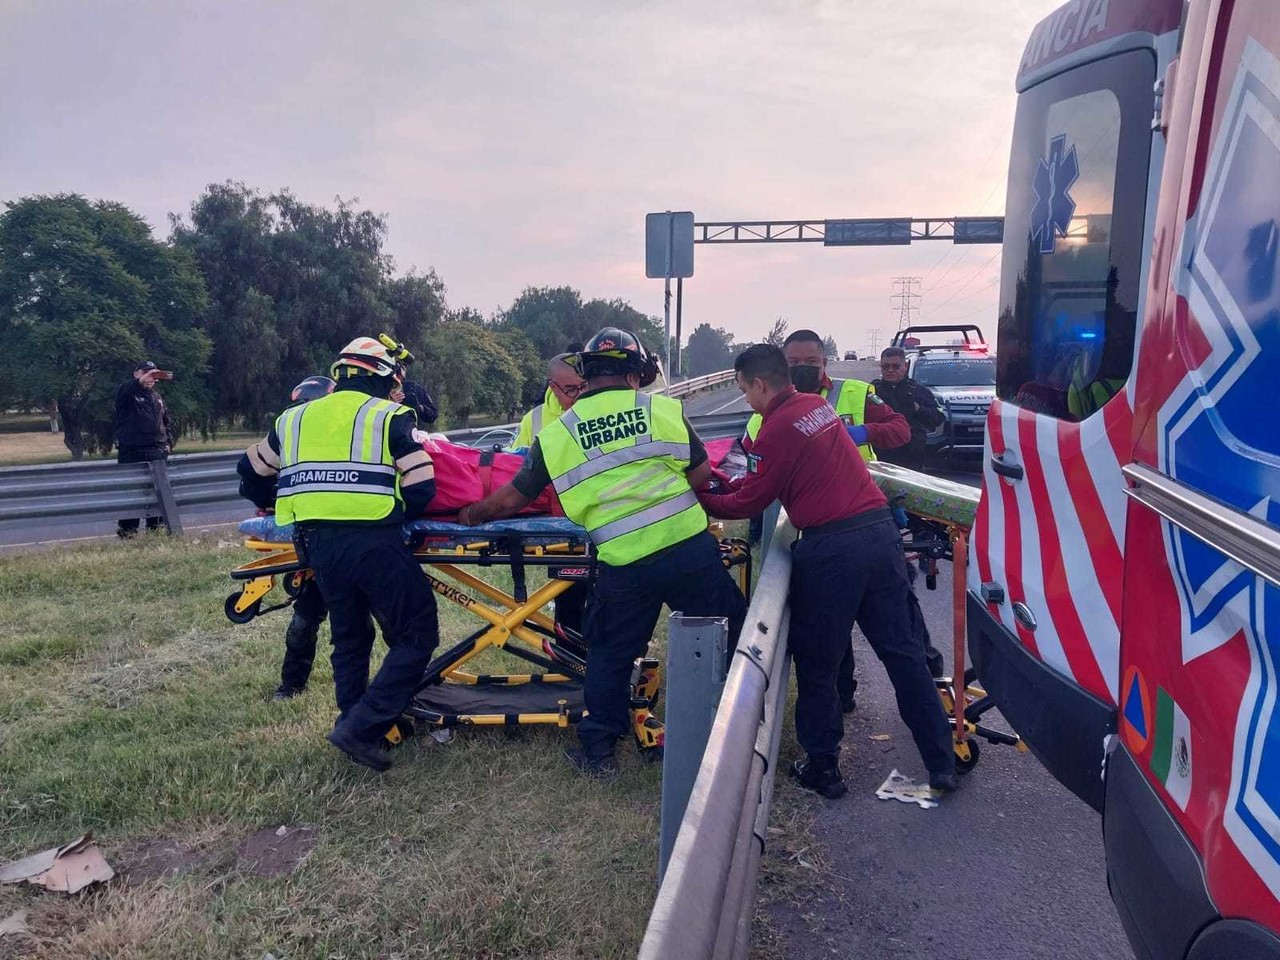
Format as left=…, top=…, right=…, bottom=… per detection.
left=240, top=375, right=337, bottom=702
left=457, top=328, right=749, bottom=777
left=747, top=329, right=913, bottom=712
left=512, top=354, right=586, bottom=450
left=237, top=337, right=439, bottom=772
left=872, top=347, right=944, bottom=471
left=741, top=329, right=909, bottom=462
left=511, top=353, right=590, bottom=638
left=699, top=344, right=956, bottom=799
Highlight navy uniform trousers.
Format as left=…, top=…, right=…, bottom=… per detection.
left=296, top=523, right=439, bottom=745
left=578, top=531, right=748, bottom=758
left=789, top=517, right=955, bottom=777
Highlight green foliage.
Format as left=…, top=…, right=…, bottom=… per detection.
left=498, top=286, right=665, bottom=361
left=822, top=334, right=839, bottom=357
left=171, top=182, right=399, bottom=428
left=0, top=194, right=211, bottom=459
left=764, top=316, right=789, bottom=347
left=684, top=323, right=736, bottom=376
left=423, top=321, right=522, bottom=426
left=496, top=328, right=547, bottom=412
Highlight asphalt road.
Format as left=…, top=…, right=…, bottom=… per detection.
left=762, top=469, right=1133, bottom=960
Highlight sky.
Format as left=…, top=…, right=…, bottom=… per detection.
left=0, top=0, right=1063, bottom=354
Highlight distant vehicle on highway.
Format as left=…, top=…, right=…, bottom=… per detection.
left=843, top=350, right=858, bottom=361
left=908, top=345, right=995, bottom=460
left=457, top=427, right=518, bottom=451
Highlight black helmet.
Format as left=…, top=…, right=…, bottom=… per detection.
left=290, top=375, right=335, bottom=404
left=570, top=327, right=660, bottom=387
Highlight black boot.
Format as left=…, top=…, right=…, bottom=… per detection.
left=275, top=613, right=320, bottom=699
left=790, top=754, right=847, bottom=799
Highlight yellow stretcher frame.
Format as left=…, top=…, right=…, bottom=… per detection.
left=226, top=523, right=752, bottom=751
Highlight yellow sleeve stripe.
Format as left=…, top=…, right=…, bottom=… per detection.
left=247, top=441, right=279, bottom=477
left=395, top=449, right=433, bottom=472
left=400, top=464, right=436, bottom=487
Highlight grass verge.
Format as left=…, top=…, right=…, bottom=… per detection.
left=0, top=536, right=664, bottom=960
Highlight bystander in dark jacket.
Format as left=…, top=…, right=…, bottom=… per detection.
left=115, top=360, right=172, bottom=536
left=873, top=348, right=943, bottom=471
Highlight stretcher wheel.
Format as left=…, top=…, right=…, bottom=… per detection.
left=282, top=571, right=308, bottom=598
left=224, top=593, right=261, bottom=624
left=955, top=738, right=980, bottom=774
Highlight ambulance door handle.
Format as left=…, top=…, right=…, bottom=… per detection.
left=990, top=455, right=1024, bottom=481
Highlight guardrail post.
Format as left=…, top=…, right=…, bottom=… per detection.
left=659, top=613, right=730, bottom=879
left=147, top=460, right=184, bottom=536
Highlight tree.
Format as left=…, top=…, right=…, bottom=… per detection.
left=764, top=316, right=789, bottom=346
left=0, top=194, right=211, bottom=459
left=495, top=328, right=546, bottom=415
left=422, top=321, right=521, bottom=426
left=171, top=182, right=398, bottom=427
left=822, top=335, right=839, bottom=358
left=498, top=287, right=665, bottom=361
left=685, top=323, right=735, bottom=376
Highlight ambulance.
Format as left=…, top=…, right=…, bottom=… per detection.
left=968, top=1, right=1280, bottom=957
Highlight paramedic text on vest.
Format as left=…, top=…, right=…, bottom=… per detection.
left=513, top=353, right=585, bottom=450
left=456, top=328, right=749, bottom=778
left=700, top=344, right=957, bottom=799
left=741, top=329, right=911, bottom=463
left=237, top=336, right=440, bottom=772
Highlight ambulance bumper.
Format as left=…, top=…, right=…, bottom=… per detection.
left=967, top=591, right=1114, bottom=812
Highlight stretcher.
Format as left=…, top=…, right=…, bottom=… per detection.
left=869, top=462, right=1027, bottom=773
left=225, top=515, right=752, bottom=753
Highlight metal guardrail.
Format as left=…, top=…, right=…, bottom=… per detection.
left=640, top=508, right=798, bottom=960
left=0, top=408, right=751, bottom=537
left=661, top=369, right=737, bottom=397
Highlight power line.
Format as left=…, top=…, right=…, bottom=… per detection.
left=920, top=248, right=1002, bottom=318
left=865, top=328, right=884, bottom=354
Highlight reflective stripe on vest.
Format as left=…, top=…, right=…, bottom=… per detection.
left=531, top=404, right=543, bottom=436
left=273, top=392, right=405, bottom=525
left=541, top=390, right=706, bottom=564
left=744, top=379, right=876, bottom=462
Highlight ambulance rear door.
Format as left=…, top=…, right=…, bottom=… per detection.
left=967, top=0, right=1180, bottom=811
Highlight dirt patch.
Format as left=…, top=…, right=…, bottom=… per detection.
left=235, top=826, right=316, bottom=878
left=115, top=838, right=216, bottom=885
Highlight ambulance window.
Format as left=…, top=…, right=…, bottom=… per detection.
left=996, top=50, right=1155, bottom=421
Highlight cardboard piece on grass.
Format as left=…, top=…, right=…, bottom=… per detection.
left=0, top=832, right=115, bottom=893
left=875, top=769, right=939, bottom=809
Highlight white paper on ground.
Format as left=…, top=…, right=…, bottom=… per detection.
left=875, top=769, right=939, bottom=809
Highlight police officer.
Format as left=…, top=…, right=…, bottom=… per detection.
left=114, top=360, right=173, bottom=537
left=512, top=354, right=585, bottom=450
left=872, top=347, right=944, bottom=471
left=457, top=328, right=748, bottom=777
left=237, top=337, right=439, bottom=771
left=700, top=344, right=956, bottom=799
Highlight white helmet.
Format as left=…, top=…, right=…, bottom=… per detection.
left=330, top=336, right=402, bottom=382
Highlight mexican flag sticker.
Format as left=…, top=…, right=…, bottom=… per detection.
left=1150, top=687, right=1192, bottom=811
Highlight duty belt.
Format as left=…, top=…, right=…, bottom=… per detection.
left=800, top=507, right=894, bottom=541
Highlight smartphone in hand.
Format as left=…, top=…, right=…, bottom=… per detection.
left=153, top=370, right=175, bottom=381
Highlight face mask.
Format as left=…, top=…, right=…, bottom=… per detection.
left=790, top=365, right=822, bottom=394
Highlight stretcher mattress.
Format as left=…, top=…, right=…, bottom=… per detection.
left=411, top=679, right=585, bottom=718
left=238, top=515, right=589, bottom=545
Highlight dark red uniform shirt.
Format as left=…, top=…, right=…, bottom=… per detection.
left=699, top=387, right=888, bottom=529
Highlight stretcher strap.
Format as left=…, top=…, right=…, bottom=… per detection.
left=478, top=449, right=495, bottom=498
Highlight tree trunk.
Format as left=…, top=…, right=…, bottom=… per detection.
left=57, top=398, right=87, bottom=460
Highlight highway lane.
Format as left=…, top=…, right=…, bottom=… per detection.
left=761, top=493, right=1131, bottom=960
